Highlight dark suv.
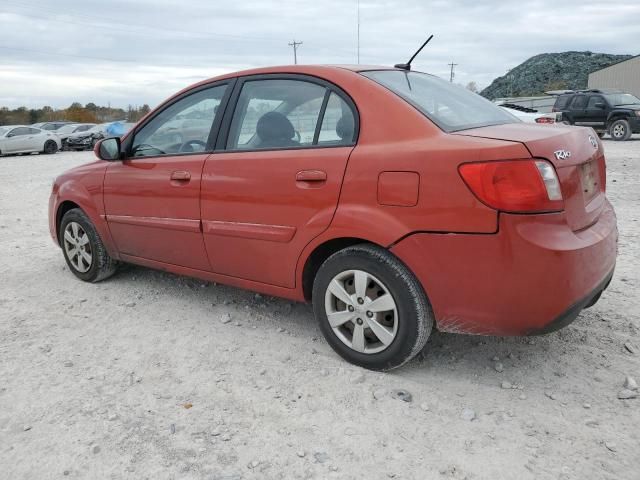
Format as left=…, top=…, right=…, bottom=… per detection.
left=553, top=89, right=640, bottom=141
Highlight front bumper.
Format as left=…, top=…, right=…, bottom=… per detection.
left=629, top=117, right=640, bottom=133
left=391, top=200, right=618, bottom=336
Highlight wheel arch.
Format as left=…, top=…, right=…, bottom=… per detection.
left=56, top=200, right=81, bottom=242
left=301, top=236, right=383, bottom=301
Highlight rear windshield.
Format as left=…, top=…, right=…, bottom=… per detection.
left=361, top=70, right=517, bottom=132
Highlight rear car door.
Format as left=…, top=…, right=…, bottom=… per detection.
left=103, top=81, right=232, bottom=270
left=201, top=75, right=358, bottom=287
left=569, top=94, right=588, bottom=125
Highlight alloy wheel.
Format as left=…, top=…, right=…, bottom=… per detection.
left=63, top=222, right=93, bottom=273
left=324, top=269, right=398, bottom=354
left=612, top=124, right=626, bottom=139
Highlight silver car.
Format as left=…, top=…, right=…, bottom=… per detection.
left=0, top=125, right=62, bottom=156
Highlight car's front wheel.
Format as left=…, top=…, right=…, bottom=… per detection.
left=609, top=119, right=632, bottom=141
left=312, top=244, right=433, bottom=371
left=60, top=208, right=118, bottom=282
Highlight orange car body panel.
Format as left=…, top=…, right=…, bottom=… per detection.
left=49, top=65, right=617, bottom=334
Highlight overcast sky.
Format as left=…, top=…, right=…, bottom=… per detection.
left=1, top=0, right=639, bottom=109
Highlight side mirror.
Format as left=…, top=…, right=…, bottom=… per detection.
left=95, top=137, right=121, bottom=161
left=594, top=102, right=605, bottom=109
left=6, top=132, right=14, bottom=138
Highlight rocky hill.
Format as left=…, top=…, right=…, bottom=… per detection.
left=481, top=51, right=633, bottom=99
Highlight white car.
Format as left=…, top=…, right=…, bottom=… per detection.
left=0, top=125, right=62, bottom=156
left=499, top=104, right=561, bottom=124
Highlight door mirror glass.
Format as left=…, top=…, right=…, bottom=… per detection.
left=97, top=137, right=121, bottom=160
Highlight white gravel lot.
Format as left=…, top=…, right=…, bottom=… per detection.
left=0, top=137, right=639, bottom=480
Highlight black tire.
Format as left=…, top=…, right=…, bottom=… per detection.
left=597, top=131, right=606, bottom=139
left=59, top=208, right=118, bottom=282
left=312, top=244, right=433, bottom=371
left=43, top=140, right=58, bottom=154
left=609, top=119, right=632, bottom=141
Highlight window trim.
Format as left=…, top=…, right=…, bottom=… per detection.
left=215, top=73, right=359, bottom=153
left=121, top=78, right=236, bottom=160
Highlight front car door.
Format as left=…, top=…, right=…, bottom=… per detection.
left=201, top=75, right=358, bottom=287
left=103, top=81, right=233, bottom=270
left=568, top=94, right=588, bottom=125
left=584, top=95, right=607, bottom=128
left=3, top=127, right=31, bottom=153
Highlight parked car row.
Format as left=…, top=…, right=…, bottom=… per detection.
left=0, top=121, right=136, bottom=156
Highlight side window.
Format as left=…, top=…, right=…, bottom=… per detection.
left=571, top=96, right=587, bottom=110
left=9, top=127, right=30, bottom=136
left=131, top=84, right=227, bottom=157
left=318, top=92, right=356, bottom=145
left=28, top=128, right=41, bottom=134
left=227, top=79, right=326, bottom=150
left=587, top=96, right=604, bottom=109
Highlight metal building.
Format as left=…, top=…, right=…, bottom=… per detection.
left=588, top=55, right=640, bottom=97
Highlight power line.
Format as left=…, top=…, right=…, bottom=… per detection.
left=448, top=62, right=458, bottom=82
left=288, top=40, right=303, bottom=65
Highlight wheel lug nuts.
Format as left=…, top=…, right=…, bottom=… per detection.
left=348, top=305, right=355, bottom=312
left=356, top=318, right=363, bottom=325
left=366, top=311, right=373, bottom=318
left=357, top=298, right=364, bottom=305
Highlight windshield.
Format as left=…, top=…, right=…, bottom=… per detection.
left=361, top=70, right=518, bottom=132
left=604, top=93, right=640, bottom=106
left=56, top=124, right=79, bottom=134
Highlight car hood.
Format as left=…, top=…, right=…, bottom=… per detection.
left=67, top=131, right=94, bottom=140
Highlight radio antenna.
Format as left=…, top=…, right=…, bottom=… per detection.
left=394, top=34, right=434, bottom=70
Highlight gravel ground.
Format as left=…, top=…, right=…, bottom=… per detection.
left=1, top=137, right=639, bottom=480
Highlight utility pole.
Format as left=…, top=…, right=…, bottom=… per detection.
left=357, top=0, right=360, bottom=64
left=448, top=62, right=458, bottom=83
left=288, top=40, right=303, bottom=65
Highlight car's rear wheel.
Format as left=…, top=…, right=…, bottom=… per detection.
left=60, top=208, right=118, bottom=282
left=609, top=119, right=632, bottom=141
left=312, top=244, right=433, bottom=370
left=43, top=140, right=58, bottom=154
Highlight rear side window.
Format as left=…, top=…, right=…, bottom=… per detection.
left=318, top=92, right=356, bottom=144
left=554, top=94, right=573, bottom=110
left=28, top=128, right=41, bottom=134
left=227, top=79, right=327, bottom=150
left=570, top=96, right=587, bottom=109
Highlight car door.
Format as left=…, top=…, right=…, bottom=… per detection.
left=4, top=127, right=31, bottom=152
left=103, top=81, right=233, bottom=270
left=584, top=95, right=607, bottom=128
left=26, top=127, right=46, bottom=151
left=568, top=94, right=588, bottom=125
left=201, top=75, right=358, bottom=288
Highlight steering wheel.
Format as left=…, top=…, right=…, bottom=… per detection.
left=179, top=139, right=207, bottom=153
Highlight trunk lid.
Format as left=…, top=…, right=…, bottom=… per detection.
left=453, top=124, right=606, bottom=231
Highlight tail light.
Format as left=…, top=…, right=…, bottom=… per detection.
left=459, top=160, right=564, bottom=213
left=535, top=117, right=555, bottom=124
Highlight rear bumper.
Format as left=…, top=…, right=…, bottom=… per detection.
left=391, top=200, right=618, bottom=336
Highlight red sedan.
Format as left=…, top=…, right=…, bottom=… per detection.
left=49, top=65, right=617, bottom=370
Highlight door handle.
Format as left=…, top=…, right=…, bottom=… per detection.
left=170, top=171, right=191, bottom=181
left=296, top=170, right=327, bottom=182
